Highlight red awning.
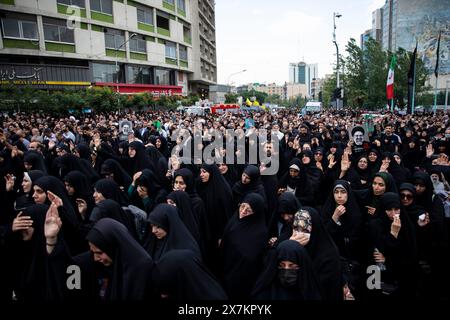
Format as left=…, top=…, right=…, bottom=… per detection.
left=94, top=82, right=183, bottom=96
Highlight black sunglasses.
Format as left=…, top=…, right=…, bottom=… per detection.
left=400, top=193, right=413, bottom=200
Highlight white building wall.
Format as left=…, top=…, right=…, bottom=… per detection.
left=113, top=1, right=128, bottom=29
left=148, top=41, right=165, bottom=64
left=74, top=28, right=92, bottom=55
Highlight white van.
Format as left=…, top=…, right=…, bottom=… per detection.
left=301, top=101, right=322, bottom=115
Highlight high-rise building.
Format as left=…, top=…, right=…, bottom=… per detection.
left=360, top=29, right=372, bottom=51
left=368, top=0, right=450, bottom=90
left=0, top=0, right=216, bottom=96
left=288, top=61, right=318, bottom=98
left=190, top=0, right=216, bottom=98
left=371, top=8, right=383, bottom=42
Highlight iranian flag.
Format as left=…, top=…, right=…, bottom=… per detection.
left=386, top=55, right=397, bottom=100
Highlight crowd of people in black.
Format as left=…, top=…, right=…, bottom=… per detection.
left=0, top=108, right=449, bottom=301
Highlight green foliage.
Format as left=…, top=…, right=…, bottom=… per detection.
left=0, top=86, right=187, bottom=113
left=340, top=37, right=430, bottom=110
left=322, top=75, right=337, bottom=108
left=180, top=93, right=200, bottom=106
left=224, top=93, right=238, bottom=104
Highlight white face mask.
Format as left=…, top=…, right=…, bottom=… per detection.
left=353, top=131, right=364, bottom=146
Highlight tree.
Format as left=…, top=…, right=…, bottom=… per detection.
left=241, top=90, right=268, bottom=104
left=265, top=94, right=283, bottom=105
left=225, top=93, right=238, bottom=104
left=322, top=75, right=337, bottom=108
left=344, top=38, right=367, bottom=109
left=364, top=39, right=388, bottom=110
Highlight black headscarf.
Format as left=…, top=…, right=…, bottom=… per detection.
left=14, top=170, right=46, bottom=211
left=64, top=170, right=95, bottom=221
left=321, top=180, right=364, bottom=260
left=220, top=193, right=268, bottom=299
left=297, top=207, right=343, bottom=301
left=24, top=151, right=48, bottom=173
left=368, top=192, right=418, bottom=297
left=152, top=249, right=228, bottom=300
left=86, top=218, right=154, bottom=300
left=412, top=171, right=434, bottom=210
left=166, top=191, right=201, bottom=247
left=100, top=159, right=132, bottom=190
left=277, top=158, right=314, bottom=206
left=381, top=152, right=409, bottom=188
left=197, top=164, right=233, bottom=242
left=128, top=141, right=152, bottom=176
left=33, top=176, right=78, bottom=227
left=232, top=165, right=267, bottom=208
left=64, top=170, right=93, bottom=200
left=89, top=199, right=137, bottom=238
left=173, top=168, right=198, bottom=196
left=252, top=240, right=322, bottom=300
left=94, top=179, right=129, bottom=206
left=145, top=204, right=201, bottom=260
left=75, top=142, right=92, bottom=162
left=55, top=154, right=99, bottom=185
left=268, top=192, right=301, bottom=244
left=173, top=167, right=210, bottom=254
left=10, top=204, right=49, bottom=301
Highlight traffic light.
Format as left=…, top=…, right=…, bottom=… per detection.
left=333, top=88, right=344, bottom=100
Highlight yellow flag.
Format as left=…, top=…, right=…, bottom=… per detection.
left=246, top=98, right=252, bottom=106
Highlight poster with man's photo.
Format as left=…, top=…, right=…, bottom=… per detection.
left=119, top=120, right=133, bottom=141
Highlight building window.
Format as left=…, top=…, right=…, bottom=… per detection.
left=156, top=14, right=170, bottom=30
left=92, top=63, right=123, bottom=82
left=90, top=0, right=112, bottom=15
left=43, top=18, right=75, bottom=43
left=129, top=35, right=146, bottom=53
left=155, top=68, right=175, bottom=85
left=179, top=45, right=187, bottom=61
left=165, top=41, right=177, bottom=59
left=183, top=25, right=191, bottom=41
left=126, top=65, right=152, bottom=84
left=137, top=7, right=153, bottom=25
left=57, top=0, right=85, bottom=8
left=1, top=18, right=38, bottom=40
left=164, top=0, right=175, bottom=4
left=177, top=0, right=185, bottom=11
left=104, top=28, right=125, bottom=50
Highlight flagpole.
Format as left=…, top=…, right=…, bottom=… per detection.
left=412, top=40, right=417, bottom=114
left=412, top=66, right=416, bottom=114
left=433, top=76, right=438, bottom=116
left=391, top=98, right=394, bottom=112
left=433, top=31, right=441, bottom=116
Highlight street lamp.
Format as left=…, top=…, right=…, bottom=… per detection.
left=333, top=12, right=342, bottom=109
left=226, top=69, right=247, bottom=92
left=115, top=32, right=137, bottom=112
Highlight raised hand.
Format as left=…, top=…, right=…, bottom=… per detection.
left=366, top=206, right=376, bottom=216
left=47, top=190, right=63, bottom=208
left=12, top=212, right=33, bottom=232
left=426, top=144, right=434, bottom=158
left=290, top=230, right=311, bottom=246
left=390, top=214, right=401, bottom=238
left=76, top=198, right=88, bottom=218
left=379, top=159, right=390, bottom=172
left=5, top=174, right=15, bottom=192
left=45, top=203, right=62, bottom=239
left=132, top=171, right=143, bottom=184
left=48, top=139, right=56, bottom=150
left=332, top=205, right=346, bottom=223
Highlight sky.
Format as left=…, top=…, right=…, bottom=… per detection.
left=215, top=0, right=386, bottom=86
